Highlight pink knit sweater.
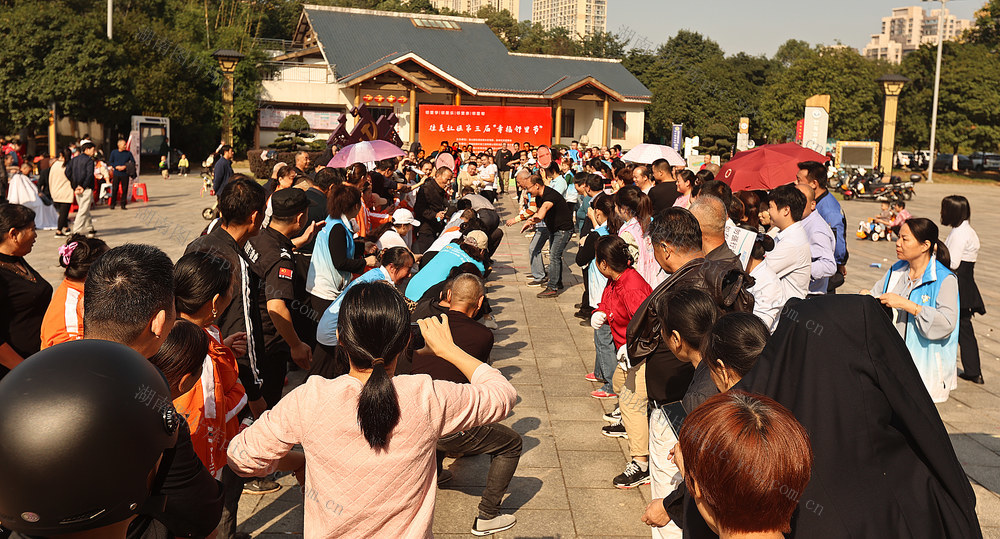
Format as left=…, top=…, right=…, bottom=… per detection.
left=227, top=364, right=516, bottom=538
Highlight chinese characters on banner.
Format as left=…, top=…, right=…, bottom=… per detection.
left=418, top=105, right=552, bottom=149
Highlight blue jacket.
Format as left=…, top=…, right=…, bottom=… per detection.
left=316, top=266, right=391, bottom=346
left=405, top=243, right=484, bottom=301
left=213, top=157, right=234, bottom=193
left=815, top=190, right=847, bottom=265
left=880, top=257, right=959, bottom=402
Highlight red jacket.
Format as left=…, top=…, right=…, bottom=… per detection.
left=597, top=267, right=652, bottom=349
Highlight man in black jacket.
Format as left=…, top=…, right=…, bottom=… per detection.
left=413, top=166, right=451, bottom=253
left=67, top=142, right=97, bottom=237
left=82, top=244, right=224, bottom=539
left=626, top=208, right=753, bottom=535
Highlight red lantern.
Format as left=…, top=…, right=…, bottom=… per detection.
left=386, top=95, right=397, bottom=104
left=362, top=94, right=373, bottom=103
left=374, top=95, right=385, bottom=104
left=397, top=96, right=408, bottom=105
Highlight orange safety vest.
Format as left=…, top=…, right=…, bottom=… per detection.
left=173, top=326, right=248, bottom=479
left=40, top=278, right=85, bottom=349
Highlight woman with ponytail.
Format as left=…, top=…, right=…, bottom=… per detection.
left=228, top=281, right=516, bottom=537
left=589, top=234, right=655, bottom=488
left=40, top=234, right=108, bottom=348
left=615, top=185, right=662, bottom=286
left=867, top=217, right=959, bottom=403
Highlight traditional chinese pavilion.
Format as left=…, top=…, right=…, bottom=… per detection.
left=256, top=5, right=651, bottom=150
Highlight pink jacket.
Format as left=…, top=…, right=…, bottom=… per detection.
left=618, top=218, right=665, bottom=287
left=227, top=364, right=516, bottom=538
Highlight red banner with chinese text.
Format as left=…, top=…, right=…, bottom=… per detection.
left=418, top=105, right=552, bottom=149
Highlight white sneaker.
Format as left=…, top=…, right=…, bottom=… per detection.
left=472, top=514, right=516, bottom=536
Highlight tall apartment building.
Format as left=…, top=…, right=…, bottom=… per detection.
left=428, top=0, right=519, bottom=19
left=863, top=6, right=973, bottom=63
left=532, top=0, right=607, bottom=36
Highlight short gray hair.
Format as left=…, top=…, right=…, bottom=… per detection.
left=690, top=195, right=726, bottom=236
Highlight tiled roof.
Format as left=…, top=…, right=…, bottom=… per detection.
left=303, top=5, right=651, bottom=101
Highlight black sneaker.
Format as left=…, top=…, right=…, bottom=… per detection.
left=437, top=469, right=453, bottom=486
left=574, top=308, right=593, bottom=319
left=613, top=460, right=650, bottom=489
left=243, top=478, right=281, bottom=495
left=537, top=288, right=559, bottom=298
left=603, top=406, right=621, bottom=422
left=601, top=420, right=628, bottom=439
left=526, top=279, right=547, bottom=287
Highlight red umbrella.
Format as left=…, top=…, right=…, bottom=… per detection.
left=718, top=143, right=828, bottom=191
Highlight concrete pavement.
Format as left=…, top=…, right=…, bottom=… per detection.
left=23, top=175, right=1000, bottom=537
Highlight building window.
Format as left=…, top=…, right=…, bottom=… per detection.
left=561, top=109, right=575, bottom=138
left=611, top=111, right=627, bottom=139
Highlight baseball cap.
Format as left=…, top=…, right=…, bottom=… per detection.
left=464, top=230, right=489, bottom=251
left=271, top=188, right=313, bottom=218
left=392, top=208, right=420, bottom=227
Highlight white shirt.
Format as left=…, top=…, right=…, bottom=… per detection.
left=749, top=261, right=785, bottom=333
left=427, top=229, right=462, bottom=253
left=764, top=221, right=811, bottom=301
left=800, top=210, right=837, bottom=295
left=377, top=229, right=408, bottom=250
left=944, top=220, right=979, bottom=269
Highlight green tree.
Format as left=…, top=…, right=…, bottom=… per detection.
left=773, top=39, right=819, bottom=68
left=758, top=47, right=884, bottom=141
left=966, top=0, right=1000, bottom=50
left=898, top=42, right=1000, bottom=153
left=0, top=0, right=129, bottom=135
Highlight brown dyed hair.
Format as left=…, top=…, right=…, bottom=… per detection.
left=326, top=184, right=363, bottom=219
left=680, top=391, right=813, bottom=534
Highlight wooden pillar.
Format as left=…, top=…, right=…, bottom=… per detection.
left=501, top=97, right=507, bottom=106
left=454, top=91, right=461, bottom=106
left=602, top=95, right=610, bottom=147
left=354, top=85, right=361, bottom=107
left=553, top=99, right=562, bottom=146
left=409, top=87, right=417, bottom=145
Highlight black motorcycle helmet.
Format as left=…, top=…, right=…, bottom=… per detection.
left=0, top=340, right=180, bottom=535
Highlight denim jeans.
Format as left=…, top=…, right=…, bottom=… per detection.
left=546, top=229, right=572, bottom=291
left=528, top=226, right=550, bottom=281
left=593, top=324, right=616, bottom=393
left=437, top=423, right=522, bottom=518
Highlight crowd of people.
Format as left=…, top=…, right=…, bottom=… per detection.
left=0, top=136, right=987, bottom=539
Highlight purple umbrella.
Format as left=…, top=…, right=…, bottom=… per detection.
left=327, top=140, right=404, bottom=168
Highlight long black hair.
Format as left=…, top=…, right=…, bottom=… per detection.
left=595, top=235, right=633, bottom=273
left=591, top=192, right=624, bottom=233
left=174, top=251, right=233, bottom=316
left=904, top=217, right=951, bottom=269
left=704, top=312, right=769, bottom=377
left=338, top=281, right=410, bottom=452
left=59, top=234, right=109, bottom=280
left=657, top=289, right=718, bottom=350
left=149, top=319, right=207, bottom=391
left=614, top=185, right=653, bottom=235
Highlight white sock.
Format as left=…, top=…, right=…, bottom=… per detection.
left=636, top=460, right=648, bottom=472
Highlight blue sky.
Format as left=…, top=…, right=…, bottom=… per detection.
left=518, top=0, right=982, bottom=56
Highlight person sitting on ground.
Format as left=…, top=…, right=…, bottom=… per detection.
left=0, top=340, right=184, bottom=539
left=40, top=234, right=108, bottom=349
left=669, top=391, right=814, bottom=539
left=409, top=273, right=522, bottom=535
left=372, top=208, right=420, bottom=251
left=228, top=281, right=518, bottom=538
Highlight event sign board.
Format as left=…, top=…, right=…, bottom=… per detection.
left=802, top=94, right=830, bottom=154
left=418, top=105, right=551, bottom=148
left=671, top=124, right=683, bottom=152
left=736, top=117, right=750, bottom=152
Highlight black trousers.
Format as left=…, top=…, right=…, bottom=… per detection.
left=109, top=174, right=129, bottom=208
left=54, top=202, right=71, bottom=231
left=437, top=423, right=522, bottom=519
left=260, top=345, right=290, bottom=409
left=959, top=311, right=982, bottom=377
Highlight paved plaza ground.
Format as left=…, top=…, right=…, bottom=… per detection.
left=24, top=175, right=1000, bottom=537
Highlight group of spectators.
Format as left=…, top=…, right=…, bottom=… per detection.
left=0, top=136, right=988, bottom=539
